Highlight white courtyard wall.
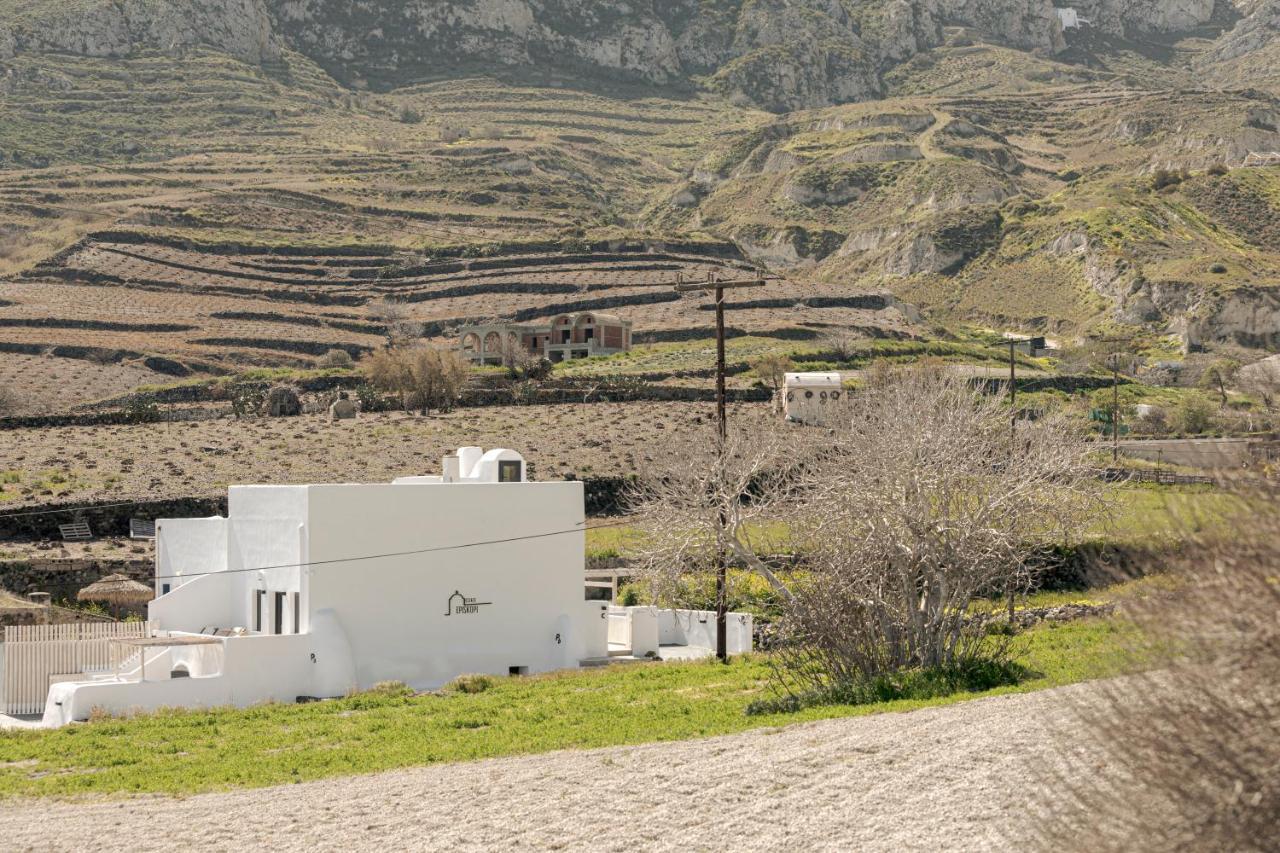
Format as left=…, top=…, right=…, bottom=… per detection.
left=657, top=609, right=754, bottom=654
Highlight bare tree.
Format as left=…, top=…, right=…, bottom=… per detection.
left=774, top=367, right=1103, bottom=690
left=627, top=420, right=808, bottom=608
left=630, top=366, right=1103, bottom=687
left=1028, top=483, right=1280, bottom=851
left=364, top=345, right=471, bottom=414
left=1198, top=357, right=1240, bottom=407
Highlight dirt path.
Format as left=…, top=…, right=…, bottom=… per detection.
left=0, top=684, right=1090, bottom=852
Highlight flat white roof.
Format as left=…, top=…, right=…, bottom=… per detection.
left=785, top=372, right=842, bottom=387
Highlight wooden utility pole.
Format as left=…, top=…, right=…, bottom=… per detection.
left=1111, top=354, right=1122, bottom=465
left=999, top=338, right=1023, bottom=623
left=1007, top=340, right=1018, bottom=456
left=674, top=270, right=767, bottom=662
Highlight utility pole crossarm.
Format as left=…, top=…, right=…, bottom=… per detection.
left=673, top=278, right=774, bottom=293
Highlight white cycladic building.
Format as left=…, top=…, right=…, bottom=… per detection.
left=42, top=447, right=613, bottom=726
left=784, top=372, right=845, bottom=426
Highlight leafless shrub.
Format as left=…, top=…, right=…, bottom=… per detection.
left=750, top=353, right=792, bottom=393
left=366, top=298, right=423, bottom=346
left=495, top=337, right=552, bottom=381
left=1028, top=484, right=1280, bottom=851
left=627, top=419, right=805, bottom=608
left=0, top=384, right=19, bottom=417
left=363, top=345, right=471, bottom=414
left=822, top=330, right=862, bottom=362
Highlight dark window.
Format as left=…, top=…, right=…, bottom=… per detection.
left=254, top=589, right=265, bottom=632
left=161, top=583, right=170, bottom=595
left=293, top=593, right=301, bottom=634
left=805, top=390, right=814, bottom=399
left=273, top=592, right=286, bottom=635
left=820, top=391, right=828, bottom=401
left=509, top=666, right=529, bottom=676
left=498, top=460, right=523, bottom=483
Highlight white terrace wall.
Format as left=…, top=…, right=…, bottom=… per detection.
left=43, top=632, right=314, bottom=726
left=304, top=481, right=590, bottom=690
left=3, top=622, right=153, bottom=715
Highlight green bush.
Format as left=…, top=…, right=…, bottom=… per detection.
left=1172, top=394, right=1217, bottom=435
left=745, top=658, right=1029, bottom=716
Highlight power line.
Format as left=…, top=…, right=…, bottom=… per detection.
left=153, top=515, right=640, bottom=582
left=0, top=501, right=149, bottom=520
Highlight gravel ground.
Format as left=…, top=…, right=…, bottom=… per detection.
left=0, top=684, right=1093, bottom=852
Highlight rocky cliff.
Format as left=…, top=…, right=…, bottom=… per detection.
left=0, top=0, right=276, bottom=63
left=0, top=0, right=1227, bottom=111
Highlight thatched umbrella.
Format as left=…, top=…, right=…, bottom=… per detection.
left=77, top=574, right=153, bottom=617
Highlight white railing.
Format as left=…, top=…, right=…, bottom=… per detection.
left=2, top=622, right=153, bottom=715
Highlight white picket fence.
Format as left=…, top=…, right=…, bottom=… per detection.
left=2, top=622, right=153, bottom=715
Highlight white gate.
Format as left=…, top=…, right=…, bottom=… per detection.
left=2, top=622, right=153, bottom=715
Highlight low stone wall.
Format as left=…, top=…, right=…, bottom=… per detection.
left=0, top=559, right=152, bottom=603
left=0, top=497, right=226, bottom=540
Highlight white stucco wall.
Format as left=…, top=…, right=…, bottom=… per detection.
left=43, top=633, right=317, bottom=726
left=658, top=609, right=754, bottom=654
left=226, top=486, right=307, bottom=631
left=155, top=517, right=227, bottom=596
left=149, top=570, right=240, bottom=633
left=151, top=487, right=306, bottom=633
left=305, top=481, right=587, bottom=691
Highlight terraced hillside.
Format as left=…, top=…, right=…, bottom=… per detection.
left=2, top=2, right=1280, bottom=417
left=4, top=231, right=914, bottom=384
left=652, top=83, right=1280, bottom=340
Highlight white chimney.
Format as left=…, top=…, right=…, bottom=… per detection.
left=442, top=454, right=460, bottom=483
left=457, top=446, right=483, bottom=479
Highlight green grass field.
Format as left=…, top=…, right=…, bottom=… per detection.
left=0, top=617, right=1138, bottom=798
left=587, top=483, right=1238, bottom=558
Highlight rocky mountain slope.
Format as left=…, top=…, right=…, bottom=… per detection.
left=1, top=0, right=1280, bottom=375
left=0, top=0, right=1245, bottom=111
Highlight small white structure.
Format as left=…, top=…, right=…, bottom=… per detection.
left=784, top=372, right=845, bottom=426
left=34, top=447, right=753, bottom=727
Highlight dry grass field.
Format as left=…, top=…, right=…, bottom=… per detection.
left=0, top=402, right=769, bottom=508
left=0, top=353, right=179, bottom=415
